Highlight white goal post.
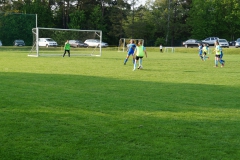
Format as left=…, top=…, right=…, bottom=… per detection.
left=118, top=38, right=144, bottom=52
left=164, top=47, right=175, bottom=53
left=29, top=27, right=103, bottom=57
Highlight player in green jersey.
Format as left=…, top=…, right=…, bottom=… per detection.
left=133, top=41, right=147, bottom=71
left=63, top=40, right=71, bottom=57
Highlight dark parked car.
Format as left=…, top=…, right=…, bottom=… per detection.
left=69, top=40, right=88, bottom=48
left=229, top=41, right=235, bottom=46
left=182, top=39, right=208, bottom=48
left=13, top=40, right=25, bottom=46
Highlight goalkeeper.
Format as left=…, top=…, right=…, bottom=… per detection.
left=63, top=40, right=70, bottom=57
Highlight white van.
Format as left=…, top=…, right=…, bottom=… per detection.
left=38, top=38, right=58, bottom=47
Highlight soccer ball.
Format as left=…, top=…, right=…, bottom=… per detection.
left=138, top=66, right=143, bottom=70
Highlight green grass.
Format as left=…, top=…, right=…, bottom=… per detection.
left=0, top=47, right=240, bottom=159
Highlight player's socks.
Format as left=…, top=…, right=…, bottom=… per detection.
left=133, top=62, right=136, bottom=70
left=124, top=58, right=128, bottom=64
left=139, top=59, right=142, bottom=66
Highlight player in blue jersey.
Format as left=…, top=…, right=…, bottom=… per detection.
left=198, top=43, right=203, bottom=61
left=220, top=50, right=225, bottom=64
left=124, top=39, right=136, bottom=65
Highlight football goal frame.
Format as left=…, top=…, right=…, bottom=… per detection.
left=118, top=38, right=144, bottom=52
left=164, top=47, right=175, bottom=53
left=29, top=27, right=103, bottom=57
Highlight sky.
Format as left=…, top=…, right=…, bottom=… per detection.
left=128, top=0, right=147, bottom=6
left=138, top=0, right=147, bottom=6
left=141, top=0, right=147, bottom=5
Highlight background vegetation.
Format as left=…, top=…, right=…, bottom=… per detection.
left=0, top=47, right=240, bottom=159
left=1, top=0, right=240, bottom=46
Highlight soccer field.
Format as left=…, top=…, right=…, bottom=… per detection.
left=0, top=47, right=240, bottom=159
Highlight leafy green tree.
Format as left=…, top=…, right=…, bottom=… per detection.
left=105, top=7, right=125, bottom=44
left=145, top=0, right=190, bottom=46
left=0, top=12, right=36, bottom=45
left=2, top=0, right=240, bottom=47
left=89, top=5, right=105, bottom=30
left=221, top=0, right=240, bottom=40
left=23, top=2, right=55, bottom=28
left=68, top=10, right=86, bottom=29
left=188, top=0, right=240, bottom=40
left=103, top=0, right=131, bottom=44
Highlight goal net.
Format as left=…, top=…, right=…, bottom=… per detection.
left=29, top=27, right=103, bottom=57
left=118, top=38, right=144, bottom=52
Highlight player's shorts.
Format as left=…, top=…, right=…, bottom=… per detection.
left=203, top=52, right=207, bottom=55
left=135, top=56, right=143, bottom=60
left=127, top=52, right=134, bottom=56
left=215, top=54, right=221, bottom=58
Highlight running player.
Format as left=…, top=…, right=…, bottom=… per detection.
left=124, top=39, right=136, bottom=65
left=133, top=41, right=147, bottom=71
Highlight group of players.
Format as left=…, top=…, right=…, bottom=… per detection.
left=64, top=38, right=225, bottom=68
left=124, top=39, right=226, bottom=70
left=123, top=39, right=147, bottom=71
left=198, top=41, right=225, bottom=67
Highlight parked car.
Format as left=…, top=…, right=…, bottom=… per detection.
left=69, top=40, right=88, bottom=48
left=228, top=41, right=235, bottom=46
left=38, top=38, right=58, bottom=47
left=0, top=40, right=2, bottom=46
left=13, top=39, right=25, bottom=46
left=182, top=39, right=208, bottom=48
left=218, top=39, right=229, bottom=48
left=235, top=38, right=240, bottom=48
left=84, top=39, right=108, bottom=48
left=202, top=37, right=219, bottom=46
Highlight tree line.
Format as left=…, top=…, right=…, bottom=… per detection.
left=0, top=0, right=240, bottom=46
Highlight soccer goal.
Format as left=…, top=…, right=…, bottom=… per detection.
left=118, top=38, right=144, bottom=52
left=29, top=27, right=103, bottom=57
left=164, top=47, right=175, bottom=53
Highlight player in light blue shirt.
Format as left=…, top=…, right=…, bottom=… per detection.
left=214, top=41, right=224, bottom=67
left=124, top=39, right=136, bottom=65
